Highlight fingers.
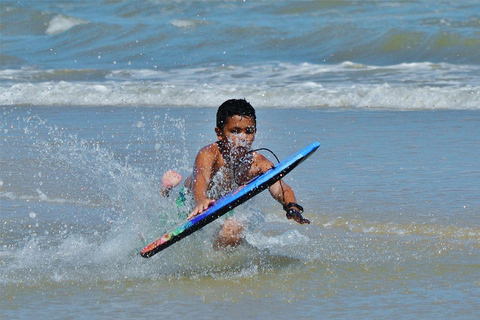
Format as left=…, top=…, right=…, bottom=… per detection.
left=296, top=215, right=310, bottom=224
left=291, top=214, right=310, bottom=224
left=187, top=199, right=215, bottom=220
left=286, top=209, right=310, bottom=224
left=187, top=206, right=203, bottom=220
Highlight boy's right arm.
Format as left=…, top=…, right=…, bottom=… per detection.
left=187, top=146, right=216, bottom=220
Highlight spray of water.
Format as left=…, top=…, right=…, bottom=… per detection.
left=1, top=109, right=314, bottom=289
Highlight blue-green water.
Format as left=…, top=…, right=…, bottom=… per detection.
left=1, top=0, right=479, bottom=109
left=1, top=107, right=479, bottom=319
left=1, top=0, right=479, bottom=319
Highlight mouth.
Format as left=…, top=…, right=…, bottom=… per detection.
left=231, top=145, right=249, bottom=155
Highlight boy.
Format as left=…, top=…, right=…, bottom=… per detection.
left=162, top=99, right=309, bottom=249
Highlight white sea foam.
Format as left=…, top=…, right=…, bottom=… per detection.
left=171, top=19, right=204, bottom=28
left=0, top=190, right=97, bottom=207
left=245, top=230, right=310, bottom=250
left=46, top=15, right=88, bottom=35
left=0, top=78, right=478, bottom=110
left=1, top=62, right=479, bottom=110
left=321, top=217, right=480, bottom=240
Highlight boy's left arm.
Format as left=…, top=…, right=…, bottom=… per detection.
left=268, top=181, right=310, bottom=224
left=255, top=153, right=310, bottom=224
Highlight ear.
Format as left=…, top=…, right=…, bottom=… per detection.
left=215, top=127, right=223, bottom=140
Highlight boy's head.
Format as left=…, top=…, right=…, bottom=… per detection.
left=216, top=99, right=256, bottom=130
left=215, top=99, right=257, bottom=155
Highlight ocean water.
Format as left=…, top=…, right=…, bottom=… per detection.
left=1, top=1, right=479, bottom=319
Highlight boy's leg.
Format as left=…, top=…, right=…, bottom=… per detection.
left=213, top=218, right=244, bottom=250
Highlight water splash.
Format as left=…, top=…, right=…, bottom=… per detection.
left=1, top=109, right=314, bottom=288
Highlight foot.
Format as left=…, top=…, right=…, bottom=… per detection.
left=160, top=170, right=182, bottom=197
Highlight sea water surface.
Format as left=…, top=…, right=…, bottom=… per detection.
left=1, top=1, right=480, bottom=319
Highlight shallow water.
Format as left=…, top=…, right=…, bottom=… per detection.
left=1, top=107, right=479, bottom=319
left=1, top=0, right=480, bottom=318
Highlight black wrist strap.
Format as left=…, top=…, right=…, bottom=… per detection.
left=283, top=202, right=303, bottom=213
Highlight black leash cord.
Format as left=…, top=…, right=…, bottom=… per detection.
left=245, top=147, right=287, bottom=202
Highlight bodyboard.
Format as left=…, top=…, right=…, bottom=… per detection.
left=140, top=141, right=320, bottom=258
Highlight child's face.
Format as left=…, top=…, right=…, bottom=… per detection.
left=216, top=115, right=256, bottom=154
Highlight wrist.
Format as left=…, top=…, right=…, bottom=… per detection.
left=283, top=202, right=303, bottom=213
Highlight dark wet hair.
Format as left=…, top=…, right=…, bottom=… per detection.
left=216, top=99, right=256, bottom=129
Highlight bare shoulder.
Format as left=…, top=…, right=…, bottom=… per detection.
left=197, top=142, right=220, bottom=158
left=194, top=142, right=221, bottom=170
left=251, top=152, right=274, bottom=174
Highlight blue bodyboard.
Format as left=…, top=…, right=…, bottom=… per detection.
left=140, top=142, right=320, bottom=258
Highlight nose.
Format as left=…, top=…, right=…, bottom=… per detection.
left=233, top=133, right=248, bottom=146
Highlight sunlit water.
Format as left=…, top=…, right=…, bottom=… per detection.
left=1, top=107, right=479, bottom=319
left=1, top=0, right=480, bottom=318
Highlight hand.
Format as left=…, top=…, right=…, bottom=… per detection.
left=286, top=208, right=310, bottom=224
left=187, top=198, right=215, bottom=220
